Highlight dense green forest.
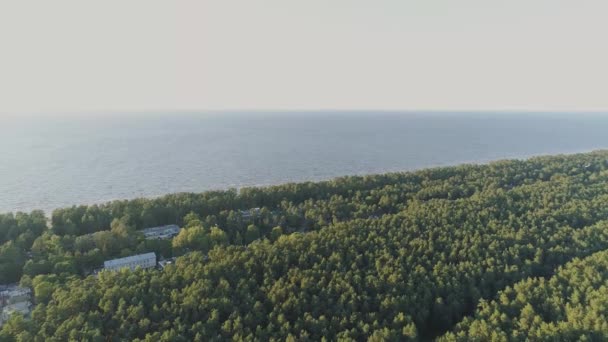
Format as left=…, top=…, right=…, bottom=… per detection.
left=440, top=249, right=608, bottom=341
left=2, top=151, right=608, bottom=341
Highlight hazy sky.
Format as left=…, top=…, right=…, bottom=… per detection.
left=1, top=1, right=607, bottom=115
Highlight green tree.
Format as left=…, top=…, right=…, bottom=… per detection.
left=245, top=224, right=260, bottom=244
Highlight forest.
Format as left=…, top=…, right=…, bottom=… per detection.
left=2, top=151, right=608, bottom=341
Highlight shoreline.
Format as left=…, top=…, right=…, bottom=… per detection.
left=4, top=147, right=606, bottom=216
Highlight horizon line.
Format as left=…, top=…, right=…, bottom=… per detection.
left=3, top=108, right=608, bottom=118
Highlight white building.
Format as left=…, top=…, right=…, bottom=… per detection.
left=0, top=286, right=31, bottom=307
left=140, top=225, right=181, bottom=240
left=0, top=287, right=30, bottom=301
left=241, top=208, right=261, bottom=221
left=103, top=252, right=157, bottom=271
left=0, top=286, right=31, bottom=326
left=1, top=302, right=30, bottom=324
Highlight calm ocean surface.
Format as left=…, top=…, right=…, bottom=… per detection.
left=1, top=112, right=608, bottom=214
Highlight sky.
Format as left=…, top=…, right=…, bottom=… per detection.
left=1, top=0, right=607, bottom=115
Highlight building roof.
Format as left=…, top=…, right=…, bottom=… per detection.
left=141, top=224, right=179, bottom=233
left=3, top=301, right=29, bottom=313
left=104, top=252, right=156, bottom=268
left=0, top=286, right=30, bottom=298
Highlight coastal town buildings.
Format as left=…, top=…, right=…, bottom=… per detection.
left=103, top=252, right=157, bottom=272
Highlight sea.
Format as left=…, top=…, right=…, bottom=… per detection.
left=1, top=111, right=608, bottom=214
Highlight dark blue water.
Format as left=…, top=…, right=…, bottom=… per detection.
left=1, top=111, right=608, bottom=214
